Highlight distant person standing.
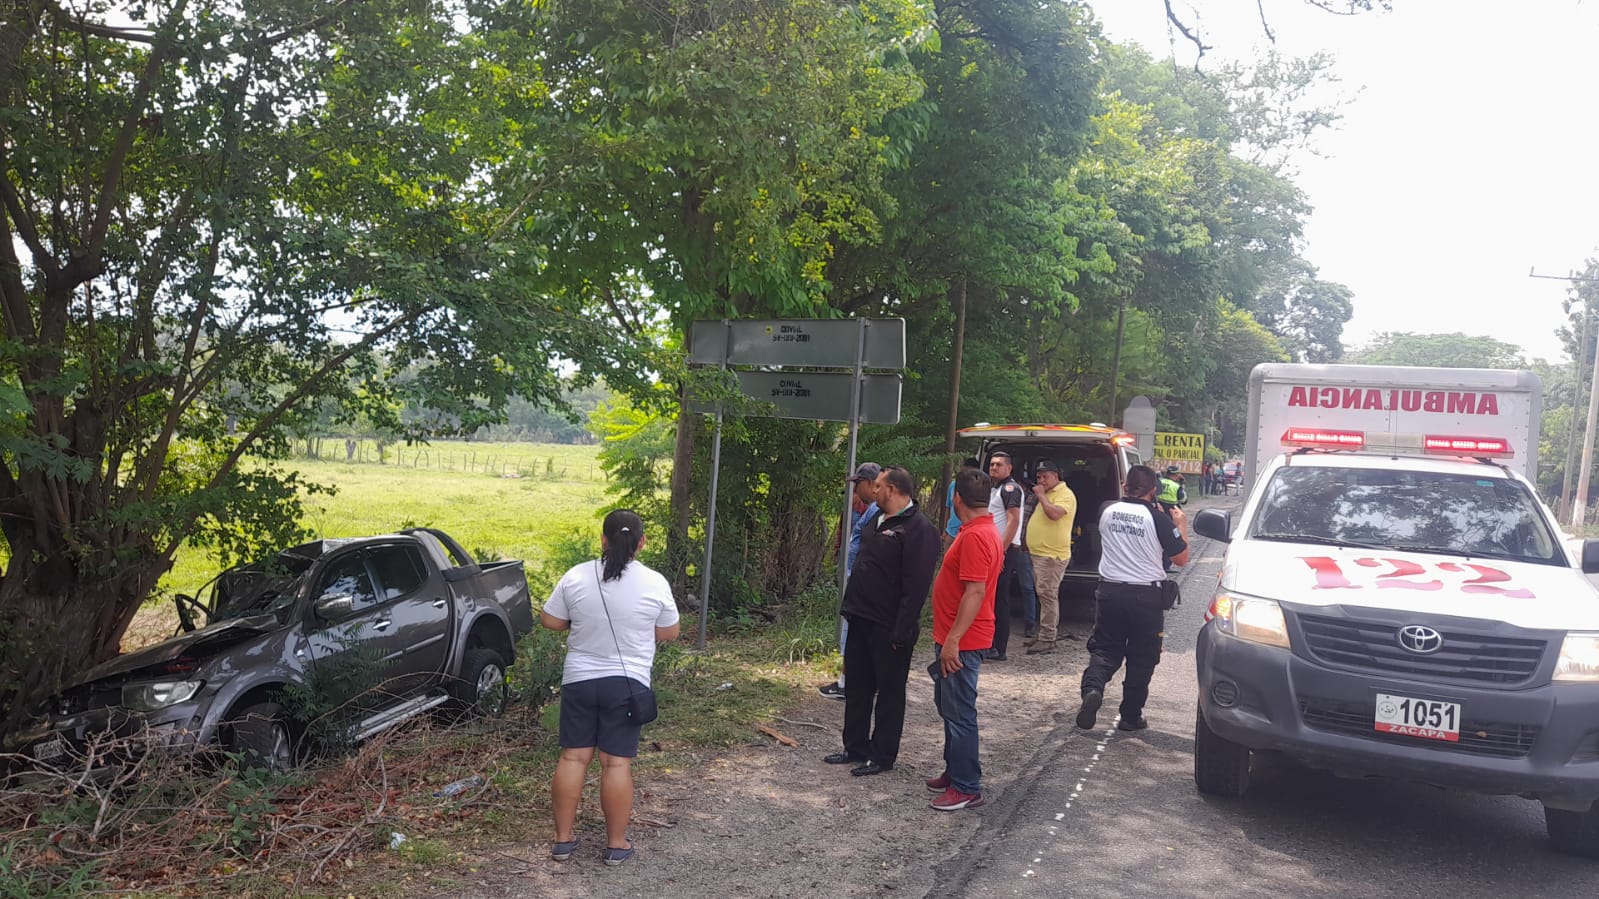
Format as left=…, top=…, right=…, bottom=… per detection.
left=1075, top=466, right=1188, bottom=733
left=944, top=457, right=981, bottom=549
left=926, top=467, right=1004, bottom=811
left=1024, top=460, right=1077, bottom=654
left=824, top=466, right=939, bottom=776
left=542, top=510, right=681, bottom=866
left=1157, top=466, right=1184, bottom=511
left=985, top=452, right=1027, bottom=661
left=820, top=463, right=882, bottom=700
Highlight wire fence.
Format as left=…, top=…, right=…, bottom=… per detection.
left=294, top=438, right=607, bottom=482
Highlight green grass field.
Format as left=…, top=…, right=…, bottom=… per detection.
left=158, top=440, right=611, bottom=600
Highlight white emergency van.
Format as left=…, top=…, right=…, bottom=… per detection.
left=1241, top=362, right=1542, bottom=492
left=1193, top=363, right=1599, bottom=858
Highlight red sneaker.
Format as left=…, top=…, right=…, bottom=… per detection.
left=930, top=787, right=985, bottom=811
left=925, top=771, right=951, bottom=793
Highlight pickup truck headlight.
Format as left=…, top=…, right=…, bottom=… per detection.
left=122, top=680, right=204, bottom=712
left=1209, top=591, right=1291, bottom=649
left=1554, top=634, right=1599, bottom=683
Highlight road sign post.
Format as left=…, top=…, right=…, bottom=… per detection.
left=836, top=320, right=866, bottom=644
left=686, top=318, right=905, bottom=650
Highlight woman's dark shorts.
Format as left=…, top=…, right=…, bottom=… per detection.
left=559, top=676, right=645, bottom=758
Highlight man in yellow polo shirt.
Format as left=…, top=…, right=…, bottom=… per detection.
left=1025, top=460, right=1076, bottom=655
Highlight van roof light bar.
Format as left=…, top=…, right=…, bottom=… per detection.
left=1281, top=427, right=1365, bottom=450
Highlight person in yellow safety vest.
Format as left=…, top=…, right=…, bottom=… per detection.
left=1157, top=466, right=1186, bottom=510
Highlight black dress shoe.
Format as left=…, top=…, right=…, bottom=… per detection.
left=1118, top=716, right=1149, bottom=732
left=824, top=752, right=866, bottom=765
left=851, top=761, right=892, bottom=776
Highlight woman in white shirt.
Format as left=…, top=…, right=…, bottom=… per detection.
left=541, top=510, right=681, bottom=866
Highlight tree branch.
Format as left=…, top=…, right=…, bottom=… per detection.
left=0, top=188, right=39, bottom=342
left=80, top=0, right=191, bottom=278
left=160, top=306, right=424, bottom=561
left=258, top=0, right=365, bottom=49
left=601, top=285, right=644, bottom=336
left=1163, top=0, right=1213, bottom=63
left=0, top=161, right=58, bottom=280
left=45, top=4, right=158, bottom=44
left=1257, top=0, right=1278, bottom=42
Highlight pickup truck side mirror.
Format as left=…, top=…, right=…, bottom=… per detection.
left=1193, top=508, right=1232, bottom=544
left=1582, top=540, right=1599, bottom=575
left=314, top=592, right=355, bottom=621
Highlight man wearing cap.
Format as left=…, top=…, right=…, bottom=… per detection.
left=1157, top=466, right=1185, bottom=511
left=820, top=462, right=882, bottom=700
left=824, top=465, right=939, bottom=776
left=1025, top=460, right=1076, bottom=655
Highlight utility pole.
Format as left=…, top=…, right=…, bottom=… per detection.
left=1575, top=351, right=1599, bottom=529
left=1537, top=267, right=1599, bottom=528
left=1561, top=303, right=1592, bottom=515
left=939, top=278, right=968, bottom=531
left=1107, top=298, right=1127, bottom=422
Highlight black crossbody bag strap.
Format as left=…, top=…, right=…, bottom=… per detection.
left=593, top=562, right=659, bottom=724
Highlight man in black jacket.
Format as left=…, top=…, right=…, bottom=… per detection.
left=824, top=465, right=941, bottom=776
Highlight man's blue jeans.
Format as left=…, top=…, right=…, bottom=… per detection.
left=930, top=646, right=985, bottom=795
left=1017, top=550, right=1039, bottom=630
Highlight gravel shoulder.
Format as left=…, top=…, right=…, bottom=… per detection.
left=445, top=613, right=1102, bottom=898
left=443, top=497, right=1236, bottom=899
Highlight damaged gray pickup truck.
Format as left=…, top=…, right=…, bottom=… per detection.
left=11, top=528, right=533, bottom=771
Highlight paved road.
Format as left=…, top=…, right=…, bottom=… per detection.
left=930, top=495, right=1599, bottom=898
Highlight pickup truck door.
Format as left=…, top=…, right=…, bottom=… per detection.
left=364, top=542, right=453, bottom=692
left=303, top=549, right=411, bottom=710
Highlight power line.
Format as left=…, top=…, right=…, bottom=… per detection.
left=1529, top=267, right=1599, bottom=283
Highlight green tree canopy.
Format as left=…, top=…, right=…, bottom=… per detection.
left=1345, top=332, right=1529, bottom=369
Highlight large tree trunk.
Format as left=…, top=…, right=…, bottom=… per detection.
left=0, top=554, right=166, bottom=740
left=668, top=378, right=699, bottom=603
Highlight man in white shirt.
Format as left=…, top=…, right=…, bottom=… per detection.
left=984, top=452, right=1028, bottom=661
left=1075, top=466, right=1188, bottom=732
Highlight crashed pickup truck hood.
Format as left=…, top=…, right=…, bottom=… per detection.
left=72, top=613, right=281, bottom=687
left=1222, top=539, right=1599, bottom=632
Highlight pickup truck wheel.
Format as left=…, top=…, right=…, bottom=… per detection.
left=1193, top=706, right=1250, bottom=797
left=451, top=648, right=509, bottom=719
left=1546, top=804, right=1599, bottom=857
left=224, top=703, right=295, bottom=773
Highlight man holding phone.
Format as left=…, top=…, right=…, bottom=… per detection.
left=924, top=467, right=1005, bottom=811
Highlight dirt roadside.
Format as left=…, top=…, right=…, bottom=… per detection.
left=441, top=614, right=1103, bottom=899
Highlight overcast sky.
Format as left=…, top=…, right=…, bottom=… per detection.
left=1091, top=0, right=1599, bottom=364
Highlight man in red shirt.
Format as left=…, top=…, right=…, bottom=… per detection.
left=924, top=467, right=1003, bottom=811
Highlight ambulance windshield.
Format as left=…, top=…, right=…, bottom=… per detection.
left=1250, top=467, right=1563, bottom=567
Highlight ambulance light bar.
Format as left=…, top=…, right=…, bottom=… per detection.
left=1422, top=435, right=1513, bottom=457
left=1281, top=428, right=1365, bottom=449
left=1281, top=427, right=1513, bottom=459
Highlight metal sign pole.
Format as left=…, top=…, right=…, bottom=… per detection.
left=696, top=321, right=729, bottom=650
left=836, top=319, right=869, bottom=615
left=696, top=406, right=723, bottom=650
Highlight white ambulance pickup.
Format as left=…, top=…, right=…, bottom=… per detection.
left=1192, top=364, right=1599, bottom=858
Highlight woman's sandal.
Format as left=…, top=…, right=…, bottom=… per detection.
left=551, top=837, right=579, bottom=861
left=602, top=844, right=635, bottom=867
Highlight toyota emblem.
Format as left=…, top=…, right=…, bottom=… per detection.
left=1397, top=625, right=1444, bottom=654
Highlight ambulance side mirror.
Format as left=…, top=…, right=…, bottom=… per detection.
left=1581, top=540, right=1599, bottom=575
left=1194, top=509, right=1232, bottom=544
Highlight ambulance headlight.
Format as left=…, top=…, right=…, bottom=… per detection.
left=1209, top=591, right=1291, bottom=650
left=1554, top=633, right=1599, bottom=683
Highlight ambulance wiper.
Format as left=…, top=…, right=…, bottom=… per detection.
left=1387, top=543, right=1474, bottom=558
left=1252, top=532, right=1387, bottom=551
